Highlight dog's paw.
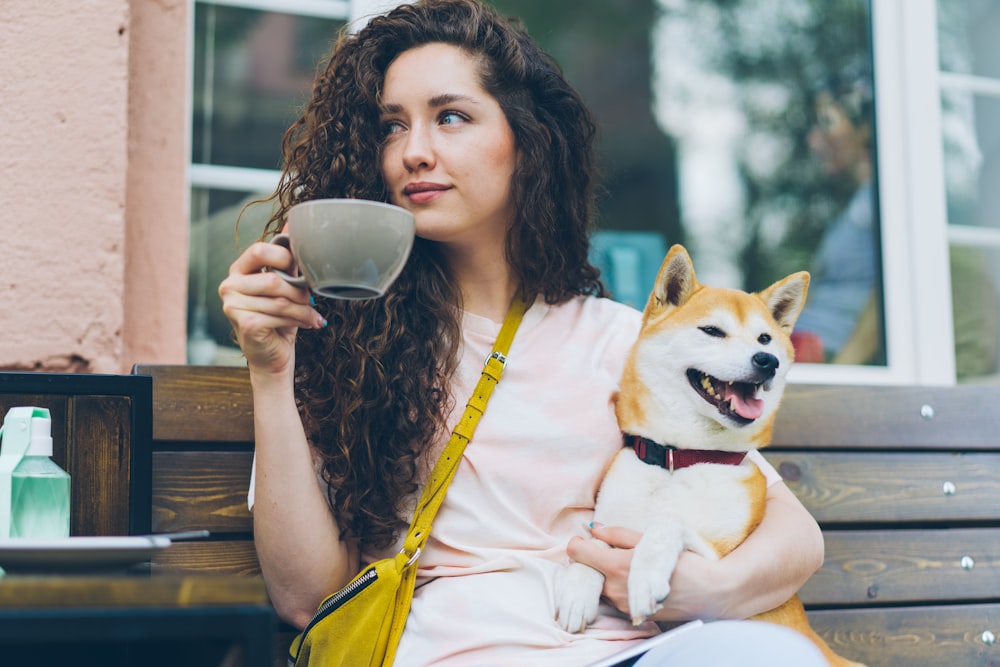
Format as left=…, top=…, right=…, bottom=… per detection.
left=627, top=567, right=670, bottom=625
left=555, top=563, right=605, bottom=633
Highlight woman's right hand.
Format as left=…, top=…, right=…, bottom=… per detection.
left=219, top=241, right=327, bottom=376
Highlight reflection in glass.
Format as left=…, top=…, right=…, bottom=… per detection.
left=188, top=4, right=346, bottom=362
left=654, top=0, right=884, bottom=366
left=950, top=246, right=1000, bottom=380
left=937, top=0, right=1000, bottom=380
left=189, top=189, right=275, bottom=364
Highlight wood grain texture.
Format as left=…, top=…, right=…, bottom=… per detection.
left=152, top=450, right=253, bottom=533
left=135, top=365, right=253, bottom=443
left=67, top=395, right=133, bottom=536
left=801, top=528, right=1000, bottom=605
left=0, top=573, right=268, bottom=608
left=762, top=451, right=1000, bottom=523
left=151, top=541, right=261, bottom=576
left=807, top=604, right=1000, bottom=667
left=773, top=383, right=1000, bottom=450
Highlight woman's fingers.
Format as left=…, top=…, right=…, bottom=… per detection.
left=229, top=240, right=296, bottom=276
left=218, top=242, right=328, bottom=373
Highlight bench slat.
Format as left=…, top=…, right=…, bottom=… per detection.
left=801, top=527, right=1000, bottom=605
left=808, top=603, right=1000, bottom=667
left=763, top=451, right=1000, bottom=523
left=152, top=451, right=253, bottom=534
left=137, top=365, right=253, bottom=443
left=773, top=384, right=1000, bottom=450
left=151, top=541, right=260, bottom=576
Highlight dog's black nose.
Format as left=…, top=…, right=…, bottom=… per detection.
left=752, top=352, right=779, bottom=376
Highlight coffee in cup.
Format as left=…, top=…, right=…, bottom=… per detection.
left=270, top=199, right=415, bottom=300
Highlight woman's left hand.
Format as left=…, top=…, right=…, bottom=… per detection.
left=565, top=482, right=824, bottom=623
left=566, top=525, right=732, bottom=621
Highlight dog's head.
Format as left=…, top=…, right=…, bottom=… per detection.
left=617, top=244, right=810, bottom=450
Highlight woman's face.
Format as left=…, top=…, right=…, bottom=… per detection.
left=807, top=91, right=870, bottom=180
left=379, top=43, right=518, bottom=248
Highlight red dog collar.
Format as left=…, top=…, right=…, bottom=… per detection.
left=625, top=434, right=747, bottom=472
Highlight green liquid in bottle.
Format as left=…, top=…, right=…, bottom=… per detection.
left=11, top=456, right=71, bottom=538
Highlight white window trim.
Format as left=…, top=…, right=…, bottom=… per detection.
left=790, top=0, right=955, bottom=386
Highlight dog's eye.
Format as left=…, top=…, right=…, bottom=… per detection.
left=758, top=333, right=772, bottom=344
left=699, top=326, right=726, bottom=338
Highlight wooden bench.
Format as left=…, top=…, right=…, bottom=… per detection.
left=766, top=383, right=1000, bottom=666
left=132, top=365, right=1000, bottom=666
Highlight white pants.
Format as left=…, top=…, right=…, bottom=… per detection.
left=632, top=620, right=829, bottom=667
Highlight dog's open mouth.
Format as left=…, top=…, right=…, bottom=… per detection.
left=686, top=369, right=765, bottom=425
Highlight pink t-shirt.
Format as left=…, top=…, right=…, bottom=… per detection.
left=358, top=296, right=781, bottom=666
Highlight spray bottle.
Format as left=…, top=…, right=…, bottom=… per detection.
left=0, top=407, right=71, bottom=538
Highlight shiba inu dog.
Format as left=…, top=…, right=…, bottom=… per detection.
left=555, top=245, right=864, bottom=667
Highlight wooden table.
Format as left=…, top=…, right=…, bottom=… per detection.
left=0, top=573, right=275, bottom=667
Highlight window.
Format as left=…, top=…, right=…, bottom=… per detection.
left=186, top=0, right=999, bottom=386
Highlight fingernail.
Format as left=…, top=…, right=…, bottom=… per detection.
left=316, top=317, right=328, bottom=329
left=590, top=521, right=605, bottom=530
left=309, top=295, right=316, bottom=305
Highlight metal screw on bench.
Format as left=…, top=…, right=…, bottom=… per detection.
left=942, top=481, right=956, bottom=496
left=982, top=630, right=996, bottom=646
left=920, top=404, right=934, bottom=420
left=961, top=555, right=975, bottom=570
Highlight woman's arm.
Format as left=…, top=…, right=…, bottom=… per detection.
left=220, top=242, right=359, bottom=629
left=567, top=481, right=824, bottom=622
left=249, top=373, right=359, bottom=629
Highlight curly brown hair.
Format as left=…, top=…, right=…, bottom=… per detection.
left=260, top=0, right=606, bottom=551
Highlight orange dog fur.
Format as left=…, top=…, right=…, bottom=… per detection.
left=555, top=245, right=864, bottom=667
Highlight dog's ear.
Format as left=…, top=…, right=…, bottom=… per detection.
left=759, top=271, right=811, bottom=333
left=650, top=244, right=699, bottom=313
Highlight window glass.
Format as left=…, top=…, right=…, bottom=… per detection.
left=937, top=0, right=1000, bottom=380
left=188, top=4, right=346, bottom=363
left=493, top=0, right=884, bottom=368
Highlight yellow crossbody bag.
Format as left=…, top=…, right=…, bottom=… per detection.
left=288, top=295, right=530, bottom=667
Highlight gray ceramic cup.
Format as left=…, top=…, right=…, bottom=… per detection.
left=270, top=199, right=415, bottom=300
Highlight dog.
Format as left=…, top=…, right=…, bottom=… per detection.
left=555, top=244, right=864, bottom=667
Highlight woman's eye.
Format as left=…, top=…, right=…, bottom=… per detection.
left=382, top=120, right=405, bottom=137
left=439, top=110, right=467, bottom=126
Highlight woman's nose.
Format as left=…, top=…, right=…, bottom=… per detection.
left=402, top=125, right=435, bottom=171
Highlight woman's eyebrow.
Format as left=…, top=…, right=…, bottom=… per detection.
left=380, top=93, right=479, bottom=115
left=427, top=93, right=477, bottom=108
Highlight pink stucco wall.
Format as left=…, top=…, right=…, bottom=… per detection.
left=1, top=0, right=188, bottom=372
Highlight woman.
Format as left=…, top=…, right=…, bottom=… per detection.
left=220, top=1, right=826, bottom=664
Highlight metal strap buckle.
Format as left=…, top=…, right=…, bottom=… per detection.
left=402, top=546, right=422, bottom=567
left=487, top=351, right=507, bottom=367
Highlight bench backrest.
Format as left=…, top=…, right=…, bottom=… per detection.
left=132, top=364, right=259, bottom=575
left=767, top=383, right=1000, bottom=665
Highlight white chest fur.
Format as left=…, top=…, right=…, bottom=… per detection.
left=593, top=447, right=759, bottom=560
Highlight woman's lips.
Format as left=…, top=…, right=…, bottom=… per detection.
left=403, top=182, right=449, bottom=204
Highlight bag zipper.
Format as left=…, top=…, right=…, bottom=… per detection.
left=299, top=565, right=378, bottom=638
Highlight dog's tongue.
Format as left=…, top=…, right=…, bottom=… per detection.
left=722, top=384, right=764, bottom=420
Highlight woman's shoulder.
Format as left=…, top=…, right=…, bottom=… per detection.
left=560, top=294, right=642, bottom=324
left=541, top=295, right=643, bottom=349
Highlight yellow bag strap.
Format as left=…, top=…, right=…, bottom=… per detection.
left=400, top=294, right=530, bottom=563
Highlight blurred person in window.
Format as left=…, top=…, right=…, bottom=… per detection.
left=791, top=64, right=880, bottom=365
left=791, top=64, right=999, bottom=377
